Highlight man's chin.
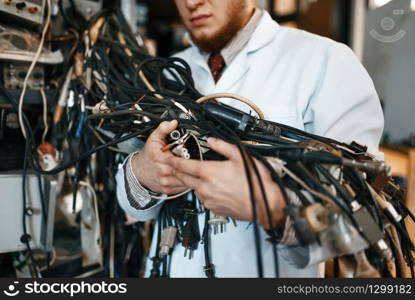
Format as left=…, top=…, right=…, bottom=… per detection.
left=191, top=32, right=214, bottom=45
left=191, top=34, right=230, bottom=54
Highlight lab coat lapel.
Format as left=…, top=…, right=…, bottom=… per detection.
left=214, top=52, right=250, bottom=92
left=188, top=47, right=215, bottom=94
left=215, top=12, right=281, bottom=93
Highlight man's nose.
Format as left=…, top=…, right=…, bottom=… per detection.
left=184, top=0, right=205, bottom=11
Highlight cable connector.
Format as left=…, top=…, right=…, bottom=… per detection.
left=208, top=211, right=229, bottom=235
left=159, top=226, right=177, bottom=257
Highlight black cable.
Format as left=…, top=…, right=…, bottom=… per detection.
left=149, top=211, right=163, bottom=278
left=58, top=0, right=81, bottom=32
left=36, top=174, right=48, bottom=227
left=245, top=153, right=279, bottom=278
left=202, top=210, right=215, bottom=278
left=315, top=164, right=354, bottom=210
left=22, top=135, right=39, bottom=278
left=238, top=146, right=264, bottom=278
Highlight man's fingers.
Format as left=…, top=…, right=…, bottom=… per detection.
left=159, top=176, right=187, bottom=189
left=174, top=170, right=201, bottom=190
left=148, top=120, right=178, bottom=144
left=168, top=156, right=205, bottom=178
left=207, top=137, right=238, bottom=160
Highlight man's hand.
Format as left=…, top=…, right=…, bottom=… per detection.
left=167, top=137, right=286, bottom=229
left=132, top=120, right=188, bottom=195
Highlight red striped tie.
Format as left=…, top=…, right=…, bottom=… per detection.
left=208, top=53, right=226, bottom=83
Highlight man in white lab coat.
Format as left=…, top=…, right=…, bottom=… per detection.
left=116, top=0, right=384, bottom=277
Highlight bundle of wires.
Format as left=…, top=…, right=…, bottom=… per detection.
left=12, top=9, right=415, bottom=278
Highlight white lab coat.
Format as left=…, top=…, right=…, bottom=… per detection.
left=116, top=12, right=384, bottom=277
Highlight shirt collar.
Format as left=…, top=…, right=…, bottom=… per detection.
left=221, top=8, right=263, bottom=65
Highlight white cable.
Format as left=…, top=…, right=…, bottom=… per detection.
left=40, top=88, right=49, bottom=143
left=150, top=189, right=191, bottom=200
left=79, top=181, right=98, bottom=212
left=18, top=0, right=52, bottom=139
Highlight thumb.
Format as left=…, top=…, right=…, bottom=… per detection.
left=207, top=137, right=238, bottom=160
left=149, top=120, right=178, bottom=144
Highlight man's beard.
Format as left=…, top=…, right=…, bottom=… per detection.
left=190, top=2, right=251, bottom=53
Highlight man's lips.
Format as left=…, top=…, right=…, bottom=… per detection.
left=190, top=14, right=212, bottom=26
